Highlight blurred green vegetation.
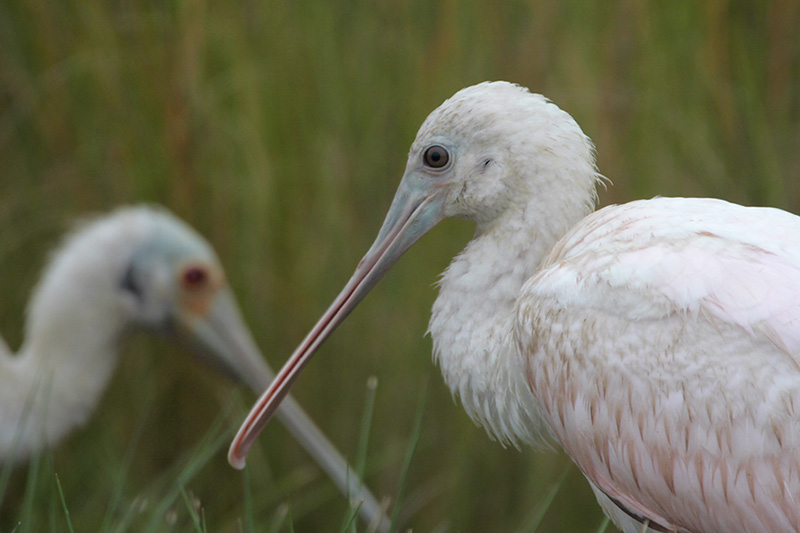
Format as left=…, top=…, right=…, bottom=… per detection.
left=1, top=0, right=799, bottom=531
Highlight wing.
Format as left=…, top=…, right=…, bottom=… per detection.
left=539, top=197, right=800, bottom=363
left=515, top=197, right=800, bottom=532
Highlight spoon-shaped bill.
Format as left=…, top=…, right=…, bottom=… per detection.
left=228, top=176, right=445, bottom=469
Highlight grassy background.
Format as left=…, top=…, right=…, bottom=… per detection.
left=2, top=0, right=800, bottom=531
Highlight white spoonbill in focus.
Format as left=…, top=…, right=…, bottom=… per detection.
left=230, top=82, right=800, bottom=532
left=0, top=206, right=386, bottom=531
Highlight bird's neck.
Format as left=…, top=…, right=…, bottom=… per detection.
left=429, top=181, right=595, bottom=447
left=0, top=292, right=126, bottom=461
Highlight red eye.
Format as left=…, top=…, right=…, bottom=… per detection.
left=182, top=266, right=208, bottom=289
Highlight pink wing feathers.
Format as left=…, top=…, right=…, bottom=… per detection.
left=539, top=197, right=800, bottom=364
left=516, top=197, right=800, bottom=532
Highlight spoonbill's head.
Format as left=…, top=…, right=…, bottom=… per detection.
left=30, top=206, right=267, bottom=391
left=121, top=210, right=266, bottom=386
left=229, top=81, right=597, bottom=468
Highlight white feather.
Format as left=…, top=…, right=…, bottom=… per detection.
left=420, top=82, right=800, bottom=532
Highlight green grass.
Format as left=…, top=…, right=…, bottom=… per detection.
left=1, top=0, right=800, bottom=531
left=55, top=474, right=75, bottom=533
left=389, top=381, right=426, bottom=532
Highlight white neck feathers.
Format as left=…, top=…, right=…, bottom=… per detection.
left=0, top=209, right=152, bottom=460
left=427, top=101, right=599, bottom=446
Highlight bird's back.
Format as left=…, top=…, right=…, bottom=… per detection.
left=515, top=197, right=800, bottom=532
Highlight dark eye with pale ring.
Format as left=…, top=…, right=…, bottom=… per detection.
left=423, top=145, right=451, bottom=169
left=181, top=266, right=209, bottom=290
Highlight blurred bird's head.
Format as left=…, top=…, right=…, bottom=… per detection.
left=27, top=205, right=268, bottom=391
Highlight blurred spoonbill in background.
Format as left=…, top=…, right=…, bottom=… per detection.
left=0, top=205, right=386, bottom=530
left=230, top=82, right=800, bottom=532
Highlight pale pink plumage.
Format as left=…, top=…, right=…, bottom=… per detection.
left=518, top=197, right=800, bottom=531
left=230, top=82, right=800, bottom=532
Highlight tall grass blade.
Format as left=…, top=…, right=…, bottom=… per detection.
left=342, top=375, right=379, bottom=533
left=54, top=474, right=74, bottom=533
left=355, top=376, right=379, bottom=480
left=389, top=380, right=427, bottom=532
left=265, top=503, right=290, bottom=533
left=595, top=515, right=611, bottom=533
left=19, top=451, right=42, bottom=529
left=340, top=502, right=362, bottom=533
left=179, top=484, right=204, bottom=533
left=141, top=408, right=232, bottom=532
left=515, top=462, right=571, bottom=532
left=99, top=391, right=157, bottom=531
left=242, top=466, right=255, bottom=533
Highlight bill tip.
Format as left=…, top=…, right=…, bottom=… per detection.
left=228, top=446, right=247, bottom=470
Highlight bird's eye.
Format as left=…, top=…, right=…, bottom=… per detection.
left=423, top=145, right=451, bottom=169
left=181, top=266, right=209, bottom=290
left=120, top=264, right=143, bottom=299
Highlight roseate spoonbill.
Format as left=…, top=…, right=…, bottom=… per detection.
left=0, top=206, right=386, bottom=530
left=230, top=81, right=800, bottom=532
